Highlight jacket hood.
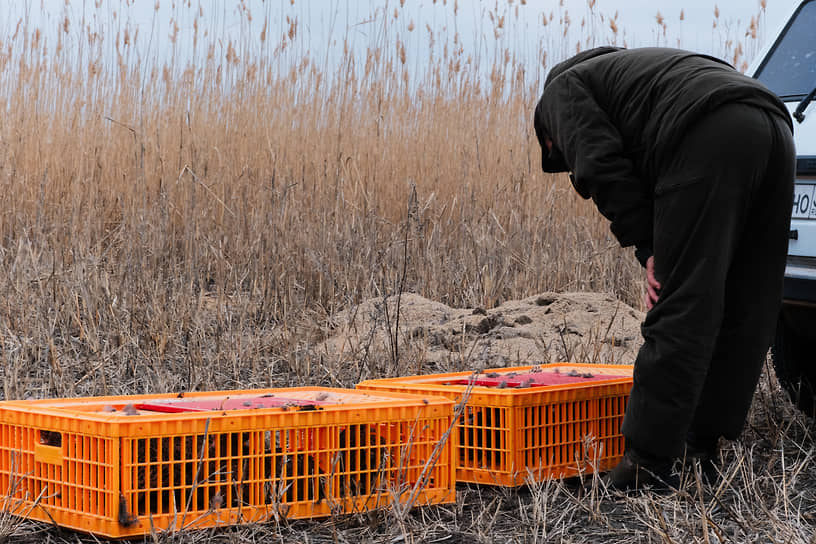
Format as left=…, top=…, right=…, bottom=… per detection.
left=543, top=46, right=622, bottom=88
left=535, top=46, right=622, bottom=173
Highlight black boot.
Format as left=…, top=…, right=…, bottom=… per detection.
left=683, top=434, right=720, bottom=484
left=605, top=446, right=678, bottom=491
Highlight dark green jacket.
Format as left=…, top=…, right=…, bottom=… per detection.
left=534, top=47, right=792, bottom=264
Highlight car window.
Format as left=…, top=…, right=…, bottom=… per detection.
left=754, top=0, right=816, bottom=99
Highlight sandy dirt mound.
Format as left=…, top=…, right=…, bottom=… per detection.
left=320, top=292, right=645, bottom=373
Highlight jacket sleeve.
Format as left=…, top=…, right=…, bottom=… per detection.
left=539, top=70, right=653, bottom=263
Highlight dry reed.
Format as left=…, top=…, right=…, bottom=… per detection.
left=0, top=0, right=660, bottom=397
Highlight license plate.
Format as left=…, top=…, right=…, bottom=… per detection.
left=792, top=183, right=816, bottom=219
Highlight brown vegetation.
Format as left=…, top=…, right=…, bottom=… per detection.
left=1, top=1, right=812, bottom=543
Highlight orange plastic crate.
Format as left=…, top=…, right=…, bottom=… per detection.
left=0, top=387, right=455, bottom=538
left=357, top=364, right=633, bottom=486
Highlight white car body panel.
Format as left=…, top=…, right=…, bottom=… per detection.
left=748, top=0, right=816, bottom=273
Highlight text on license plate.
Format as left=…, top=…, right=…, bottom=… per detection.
left=793, top=183, right=816, bottom=219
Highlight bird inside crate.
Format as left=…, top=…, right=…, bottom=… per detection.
left=460, top=406, right=504, bottom=469
left=133, top=432, right=251, bottom=516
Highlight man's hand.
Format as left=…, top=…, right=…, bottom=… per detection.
left=645, top=255, right=661, bottom=310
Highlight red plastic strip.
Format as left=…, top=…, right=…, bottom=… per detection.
left=444, top=371, right=629, bottom=388
left=134, top=396, right=329, bottom=413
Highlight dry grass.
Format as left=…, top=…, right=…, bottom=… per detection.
left=2, top=1, right=812, bottom=542
left=0, top=0, right=654, bottom=397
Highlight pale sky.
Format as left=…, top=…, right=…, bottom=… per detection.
left=2, top=0, right=803, bottom=78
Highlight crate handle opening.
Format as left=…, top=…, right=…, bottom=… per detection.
left=35, top=431, right=65, bottom=465
left=39, top=430, right=63, bottom=448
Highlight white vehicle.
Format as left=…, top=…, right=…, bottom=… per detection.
left=749, top=0, right=816, bottom=416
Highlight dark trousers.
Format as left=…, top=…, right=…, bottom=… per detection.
left=621, top=102, right=795, bottom=458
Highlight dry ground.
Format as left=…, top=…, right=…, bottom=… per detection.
left=320, top=291, right=644, bottom=375
left=0, top=292, right=814, bottom=544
